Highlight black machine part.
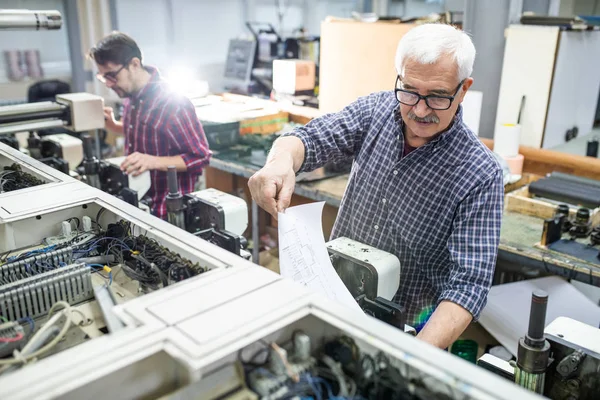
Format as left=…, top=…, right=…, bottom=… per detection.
left=81, top=133, right=101, bottom=189
left=591, top=227, right=600, bottom=246
left=27, top=132, right=42, bottom=159
left=166, top=166, right=186, bottom=229
left=327, top=252, right=379, bottom=300
left=541, top=217, right=563, bottom=246
left=39, top=157, right=69, bottom=174
left=194, top=227, right=247, bottom=256
left=569, top=208, right=592, bottom=239
left=517, top=290, right=551, bottom=374
left=184, top=195, right=226, bottom=233
left=555, top=204, right=572, bottom=233
left=529, top=175, right=600, bottom=210
left=556, top=349, right=586, bottom=379
left=0, top=135, right=19, bottom=150
left=587, top=138, right=599, bottom=158
left=356, top=294, right=406, bottom=330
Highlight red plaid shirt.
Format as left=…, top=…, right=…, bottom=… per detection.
left=122, top=66, right=211, bottom=219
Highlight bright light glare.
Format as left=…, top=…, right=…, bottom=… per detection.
left=166, top=66, right=209, bottom=98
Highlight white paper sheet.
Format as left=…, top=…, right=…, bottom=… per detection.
left=278, top=202, right=363, bottom=313
left=479, top=276, right=600, bottom=356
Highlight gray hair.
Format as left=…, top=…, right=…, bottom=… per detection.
left=395, top=23, right=476, bottom=82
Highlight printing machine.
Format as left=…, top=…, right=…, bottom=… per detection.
left=478, top=291, right=600, bottom=400
left=0, top=9, right=595, bottom=400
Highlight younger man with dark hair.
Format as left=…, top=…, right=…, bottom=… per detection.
left=89, top=32, right=211, bottom=220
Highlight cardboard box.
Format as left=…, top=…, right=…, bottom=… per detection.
left=273, top=59, right=316, bottom=95
left=319, top=19, right=416, bottom=113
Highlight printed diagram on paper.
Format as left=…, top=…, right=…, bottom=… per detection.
left=278, top=202, right=362, bottom=312
left=280, top=222, right=332, bottom=296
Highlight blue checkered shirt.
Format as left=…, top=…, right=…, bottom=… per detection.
left=285, top=91, right=504, bottom=325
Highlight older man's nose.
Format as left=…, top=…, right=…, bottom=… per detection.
left=413, top=98, right=431, bottom=117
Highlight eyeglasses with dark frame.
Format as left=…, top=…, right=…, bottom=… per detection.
left=394, top=76, right=465, bottom=111
left=96, top=59, right=131, bottom=84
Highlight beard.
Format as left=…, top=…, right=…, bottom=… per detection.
left=407, top=110, right=440, bottom=124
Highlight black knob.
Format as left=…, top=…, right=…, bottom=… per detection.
left=526, top=290, right=548, bottom=346
left=556, top=204, right=570, bottom=218
left=576, top=208, right=590, bottom=225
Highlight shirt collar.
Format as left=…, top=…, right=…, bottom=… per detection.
left=393, top=103, right=465, bottom=150
left=133, top=65, right=161, bottom=101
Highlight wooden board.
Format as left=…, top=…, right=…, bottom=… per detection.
left=480, top=138, right=600, bottom=180
left=318, top=19, right=416, bottom=114
left=505, top=186, right=600, bottom=226
left=495, top=25, right=560, bottom=148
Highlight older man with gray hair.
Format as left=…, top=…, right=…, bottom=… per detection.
left=249, top=23, right=503, bottom=349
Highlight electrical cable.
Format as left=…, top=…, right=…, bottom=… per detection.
left=0, top=301, right=73, bottom=366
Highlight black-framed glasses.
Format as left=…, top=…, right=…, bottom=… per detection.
left=394, top=76, right=465, bottom=111
left=96, top=60, right=131, bottom=84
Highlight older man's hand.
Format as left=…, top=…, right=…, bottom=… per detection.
left=248, top=155, right=296, bottom=220
left=120, top=152, right=158, bottom=176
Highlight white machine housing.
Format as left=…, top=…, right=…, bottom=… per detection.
left=188, top=187, right=248, bottom=235
left=41, top=133, right=83, bottom=169
left=55, top=93, right=105, bottom=132
left=327, top=236, right=400, bottom=301
left=0, top=139, right=545, bottom=400
left=104, top=156, right=151, bottom=200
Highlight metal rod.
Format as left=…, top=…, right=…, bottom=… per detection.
left=0, top=109, right=66, bottom=125
left=0, top=10, right=62, bottom=30
left=93, top=284, right=125, bottom=333
left=0, top=120, right=65, bottom=136
left=0, top=101, right=63, bottom=117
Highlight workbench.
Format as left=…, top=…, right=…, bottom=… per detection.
left=205, top=95, right=600, bottom=288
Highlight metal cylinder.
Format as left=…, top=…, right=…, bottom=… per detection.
left=0, top=10, right=62, bottom=30
left=82, top=134, right=95, bottom=160
left=527, top=290, right=548, bottom=344
left=0, top=101, right=62, bottom=117
left=575, top=208, right=590, bottom=225
left=86, top=174, right=101, bottom=190
left=515, top=368, right=546, bottom=394
left=0, top=108, right=66, bottom=125
left=516, top=290, right=551, bottom=395
left=167, top=166, right=179, bottom=195
left=166, top=166, right=186, bottom=229
left=293, top=332, right=311, bottom=362
left=555, top=204, right=569, bottom=218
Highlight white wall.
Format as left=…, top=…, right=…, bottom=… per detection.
left=115, top=0, right=360, bottom=92
left=0, top=0, right=72, bottom=82
left=388, top=0, right=445, bottom=18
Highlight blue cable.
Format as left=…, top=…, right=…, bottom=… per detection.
left=19, top=317, right=34, bottom=333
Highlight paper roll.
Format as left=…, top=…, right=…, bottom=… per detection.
left=494, top=124, right=521, bottom=158
left=502, top=154, right=524, bottom=176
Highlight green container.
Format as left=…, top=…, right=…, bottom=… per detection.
left=451, top=339, right=478, bottom=364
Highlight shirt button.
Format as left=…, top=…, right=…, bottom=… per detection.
left=129, top=124, right=133, bottom=129
left=374, top=225, right=379, bottom=230
left=131, top=106, right=135, bottom=110
left=382, top=198, right=386, bottom=204
left=393, top=170, right=398, bottom=175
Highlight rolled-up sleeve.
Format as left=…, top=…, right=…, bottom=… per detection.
left=167, top=101, right=211, bottom=174
left=439, top=169, right=504, bottom=320
left=281, top=93, right=378, bottom=173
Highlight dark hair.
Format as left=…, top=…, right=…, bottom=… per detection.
left=88, top=31, right=142, bottom=66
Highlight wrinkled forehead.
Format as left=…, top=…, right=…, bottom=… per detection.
left=399, top=56, right=460, bottom=91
